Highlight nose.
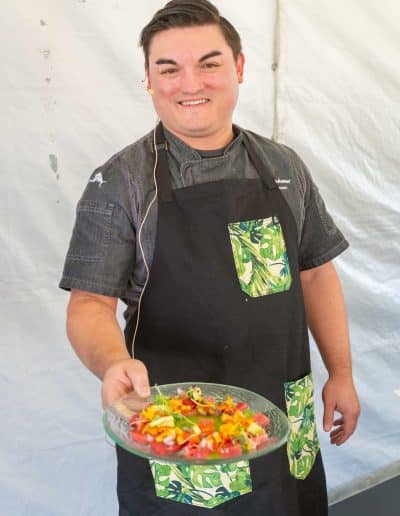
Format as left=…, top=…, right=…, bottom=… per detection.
left=180, top=68, right=203, bottom=94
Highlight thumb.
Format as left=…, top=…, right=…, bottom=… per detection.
left=128, top=360, right=150, bottom=398
left=323, top=401, right=335, bottom=432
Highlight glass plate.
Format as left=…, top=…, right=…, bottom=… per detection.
left=103, top=382, right=290, bottom=465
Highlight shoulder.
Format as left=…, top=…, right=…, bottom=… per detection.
left=89, top=130, right=154, bottom=183
left=81, top=130, right=155, bottom=210
left=240, top=128, right=308, bottom=191
left=239, top=128, right=316, bottom=242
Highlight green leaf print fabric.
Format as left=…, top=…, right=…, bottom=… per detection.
left=150, top=459, right=252, bottom=508
left=284, top=373, right=320, bottom=480
left=228, top=217, right=292, bottom=297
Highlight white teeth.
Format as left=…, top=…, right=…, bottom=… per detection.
left=180, top=99, right=209, bottom=106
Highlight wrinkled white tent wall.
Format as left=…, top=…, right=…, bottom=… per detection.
left=279, top=0, right=400, bottom=503
left=1, top=1, right=399, bottom=514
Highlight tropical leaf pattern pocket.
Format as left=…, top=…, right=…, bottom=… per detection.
left=150, top=460, right=252, bottom=508
left=284, top=373, right=320, bottom=480
left=228, top=217, right=291, bottom=297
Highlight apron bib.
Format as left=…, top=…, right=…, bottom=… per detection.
left=117, top=124, right=328, bottom=515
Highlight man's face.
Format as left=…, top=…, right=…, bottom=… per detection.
left=146, top=24, right=244, bottom=148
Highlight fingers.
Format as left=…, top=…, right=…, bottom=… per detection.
left=102, top=358, right=150, bottom=409
left=330, top=428, right=345, bottom=445
left=323, top=401, right=335, bottom=432
left=329, top=420, right=345, bottom=445
left=329, top=412, right=359, bottom=446
left=339, top=411, right=359, bottom=444
left=101, top=379, right=131, bottom=409
left=127, top=359, right=151, bottom=398
left=322, top=376, right=360, bottom=445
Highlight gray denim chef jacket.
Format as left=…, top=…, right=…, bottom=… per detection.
left=59, top=125, right=349, bottom=321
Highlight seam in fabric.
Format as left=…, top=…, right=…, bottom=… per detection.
left=66, top=254, right=101, bottom=263
left=60, top=276, right=125, bottom=294
left=300, top=240, right=349, bottom=270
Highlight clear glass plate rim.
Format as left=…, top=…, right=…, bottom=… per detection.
left=103, top=381, right=290, bottom=465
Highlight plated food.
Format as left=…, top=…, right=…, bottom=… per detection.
left=129, top=385, right=271, bottom=459
left=104, top=382, right=290, bottom=465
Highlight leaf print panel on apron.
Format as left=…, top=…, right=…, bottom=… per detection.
left=284, top=372, right=320, bottom=480
left=228, top=216, right=292, bottom=297
left=118, top=123, right=328, bottom=515
left=150, top=461, right=252, bottom=509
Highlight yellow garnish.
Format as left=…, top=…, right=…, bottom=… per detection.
left=130, top=386, right=269, bottom=458
left=247, top=422, right=263, bottom=436
left=149, top=416, right=174, bottom=428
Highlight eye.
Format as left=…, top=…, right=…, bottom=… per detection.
left=201, top=62, right=220, bottom=70
left=160, top=68, right=178, bottom=75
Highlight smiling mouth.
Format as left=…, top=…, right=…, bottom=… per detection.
left=178, top=99, right=210, bottom=107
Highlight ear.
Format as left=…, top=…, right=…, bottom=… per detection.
left=146, top=70, right=154, bottom=96
left=236, top=52, right=245, bottom=84
left=145, top=66, right=152, bottom=89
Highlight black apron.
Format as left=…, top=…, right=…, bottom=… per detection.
left=117, top=124, right=328, bottom=515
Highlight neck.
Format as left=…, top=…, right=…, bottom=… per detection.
left=162, top=124, right=234, bottom=151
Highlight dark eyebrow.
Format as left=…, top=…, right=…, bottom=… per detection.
left=154, top=51, right=223, bottom=66
left=155, top=58, right=177, bottom=66
left=198, top=51, right=223, bottom=62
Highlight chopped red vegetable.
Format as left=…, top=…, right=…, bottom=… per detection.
left=128, top=385, right=271, bottom=459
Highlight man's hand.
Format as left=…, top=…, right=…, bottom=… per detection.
left=101, top=358, right=150, bottom=409
left=322, top=374, right=360, bottom=445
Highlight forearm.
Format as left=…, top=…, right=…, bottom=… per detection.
left=66, top=291, right=131, bottom=380
left=301, top=262, right=360, bottom=442
left=300, top=262, right=352, bottom=378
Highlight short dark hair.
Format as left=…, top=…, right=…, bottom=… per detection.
left=140, top=0, right=242, bottom=68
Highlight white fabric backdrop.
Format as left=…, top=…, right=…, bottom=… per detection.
left=1, top=1, right=399, bottom=514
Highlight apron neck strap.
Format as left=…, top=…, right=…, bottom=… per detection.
left=241, top=132, right=279, bottom=191
left=154, top=122, right=173, bottom=202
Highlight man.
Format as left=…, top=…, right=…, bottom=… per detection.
left=60, top=1, right=360, bottom=514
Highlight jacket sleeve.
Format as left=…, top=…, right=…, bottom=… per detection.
left=59, top=156, right=137, bottom=299
left=296, top=156, right=349, bottom=270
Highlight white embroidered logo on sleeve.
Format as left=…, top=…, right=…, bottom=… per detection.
left=89, top=172, right=107, bottom=188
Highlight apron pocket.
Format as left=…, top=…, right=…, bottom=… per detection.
left=284, top=372, right=320, bottom=480
left=228, top=216, right=292, bottom=298
left=149, top=459, right=252, bottom=509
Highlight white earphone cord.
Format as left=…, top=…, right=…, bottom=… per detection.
left=131, top=123, right=159, bottom=357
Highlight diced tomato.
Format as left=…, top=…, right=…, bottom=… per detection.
left=198, top=418, right=215, bottom=434
left=130, top=431, right=151, bottom=445
left=253, top=412, right=270, bottom=428
left=180, top=431, right=192, bottom=442
left=181, top=398, right=197, bottom=415
left=219, top=443, right=242, bottom=458
left=150, top=441, right=180, bottom=455
left=236, top=402, right=249, bottom=411
left=183, top=444, right=211, bottom=459
left=182, top=398, right=196, bottom=408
